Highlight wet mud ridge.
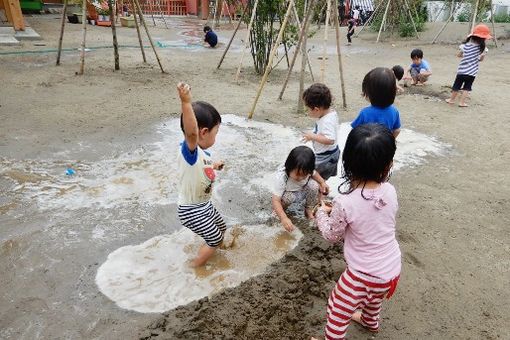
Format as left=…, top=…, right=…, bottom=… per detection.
left=139, top=223, right=344, bottom=340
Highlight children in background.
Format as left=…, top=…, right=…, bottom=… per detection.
left=446, top=24, right=491, bottom=107
left=346, top=18, right=356, bottom=45
left=302, top=83, right=340, bottom=181
left=203, top=26, right=218, bottom=48
left=272, top=146, right=329, bottom=233
left=314, top=124, right=401, bottom=340
left=351, top=67, right=401, bottom=138
left=406, top=48, right=432, bottom=85
left=177, top=82, right=226, bottom=267
left=392, top=65, right=405, bottom=93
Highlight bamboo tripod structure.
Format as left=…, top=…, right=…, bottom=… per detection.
left=431, top=0, right=498, bottom=47
left=56, top=0, right=166, bottom=73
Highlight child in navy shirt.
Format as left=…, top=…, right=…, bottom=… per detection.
left=351, top=67, right=401, bottom=138
left=204, top=26, right=218, bottom=48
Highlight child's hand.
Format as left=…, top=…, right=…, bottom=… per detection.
left=282, top=217, right=295, bottom=232
left=213, top=161, right=225, bottom=170
left=319, top=200, right=333, bottom=214
left=319, top=182, right=329, bottom=195
left=177, top=82, right=192, bottom=104
left=302, top=132, right=315, bottom=142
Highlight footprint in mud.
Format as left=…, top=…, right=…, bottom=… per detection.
left=95, top=224, right=303, bottom=313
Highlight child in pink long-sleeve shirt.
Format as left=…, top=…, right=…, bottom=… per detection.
left=313, top=123, right=401, bottom=340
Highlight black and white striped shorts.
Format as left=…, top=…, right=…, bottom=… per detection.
left=178, top=201, right=227, bottom=247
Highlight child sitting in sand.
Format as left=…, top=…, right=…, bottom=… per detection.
left=405, top=48, right=432, bottom=85
left=392, top=65, right=405, bottom=93
left=445, top=24, right=491, bottom=107
left=203, top=25, right=218, bottom=48
left=302, top=83, right=340, bottom=180
left=313, top=124, right=401, bottom=340
left=177, top=82, right=226, bottom=267
left=272, top=146, right=329, bottom=233
left=351, top=67, right=401, bottom=138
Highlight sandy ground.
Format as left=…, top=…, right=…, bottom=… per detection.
left=1, top=14, right=510, bottom=339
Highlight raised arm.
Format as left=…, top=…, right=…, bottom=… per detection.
left=177, top=82, right=198, bottom=151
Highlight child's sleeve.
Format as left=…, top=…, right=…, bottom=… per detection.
left=315, top=197, right=349, bottom=243
left=351, top=112, right=364, bottom=129
left=181, top=141, right=198, bottom=166
left=393, top=108, right=401, bottom=130
left=272, top=170, right=286, bottom=197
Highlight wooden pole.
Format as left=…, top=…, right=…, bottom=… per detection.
left=56, top=0, right=68, bottom=66
left=489, top=0, right=498, bottom=47
left=377, top=0, right=391, bottom=43
left=78, top=0, right=87, bottom=75
left=431, top=1, right=455, bottom=44
left=108, top=0, right=120, bottom=70
left=248, top=0, right=294, bottom=119
left=235, top=0, right=260, bottom=82
left=217, top=2, right=248, bottom=69
left=403, top=0, right=419, bottom=39
left=470, top=0, right=479, bottom=34
left=332, top=0, right=346, bottom=108
left=297, top=22, right=308, bottom=114
left=131, top=0, right=147, bottom=62
left=134, top=0, right=166, bottom=73
left=320, top=0, right=331, bottom=82
left=292, top=4, right=314, bottom=80
left=278, top=0, right=315, bottom=100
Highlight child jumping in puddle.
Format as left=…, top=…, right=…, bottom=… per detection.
left=302, top=83, right=340, bottom=181
left=313, top=124, right=401, bottom=340
left=445, top=24, right=491, bottom=107
left=272, top=146, right=329, bottom=233
left=351, top=67, right=401, bottom=138
left=177, top=82, right=226, bottom=267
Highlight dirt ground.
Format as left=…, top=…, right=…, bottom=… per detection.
left=1, top=14, right=510, bottom=340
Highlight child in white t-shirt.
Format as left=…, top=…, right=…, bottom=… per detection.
left=272, top=146, right=329, bottom=232
left=302, top=83, right=340, bottom=180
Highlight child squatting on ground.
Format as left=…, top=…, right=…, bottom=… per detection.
left=203, top=25, right=218, bottom=48
left=177, top=82, right=226, bottom=267
left=352, top=67, right=402, bottom=138
left=392, top=65, right=405, bottom=94
left=313, top=124, right=402, bottom=340
left=272, top=146, right=329, bottom=233
left=406, top=48, right=432, bottom=86
left=302, top=83, right=340, bottom=181
left=445, top=24, right=491, bottom=108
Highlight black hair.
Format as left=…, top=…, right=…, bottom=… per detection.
left=410, top=48, right=423, bottom=59
left=180, top=101, right=221, bottom=132
left=362, top=67, right=396, bottom=108
left=204, top=25, right=212, bottom=33
left=302, top=83, right=332, bottom=109
left=339, top=124, right=396, bottom=198
left=391, top=65, right=404, bottom=81
left=284, top=146, right=316, bottom=177
left=464, top=35, right=486, bottom=54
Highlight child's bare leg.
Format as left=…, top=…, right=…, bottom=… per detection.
left=191, top=244, right=216, bottom=267
left=458, top=90, right=470, bottom=107
left=446, top=91, right=458, bottom=104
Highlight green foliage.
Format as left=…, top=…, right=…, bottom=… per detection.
left=494, top=13, right=510, bottom=23
left=370, top=0, right=426, bottom=37
left=456, top=9, right=470, bottom=22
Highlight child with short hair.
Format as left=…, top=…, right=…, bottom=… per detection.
left=314, top=124, right=401, bottom=340
left=346, top=18, right=356, bottom=45
left=272, top=146, right=329, bottom=233
left=391, top=65, right=405, bottom=93
left=407, top=48, right=432, bottom=85
left=203, top=25, right=218, bottom=48
left=177, top=82, right=225, bottom=267
left=302, top=83, right=340, bottom=180
left=351, top=67, right=401, bottom=138
left=446, top=24, right=491, bottom=107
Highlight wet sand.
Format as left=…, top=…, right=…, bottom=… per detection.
left=1, top=15, right=509, bottom=339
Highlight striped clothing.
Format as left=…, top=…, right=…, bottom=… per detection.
left=178, top=201, right=226, bottom=247
left=457, top=43, right=483, bottom=76
left=325, top=268, right=399, bottom=340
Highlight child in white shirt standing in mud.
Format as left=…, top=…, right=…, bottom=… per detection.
left=312, top=124, right=401, bottom=340
left=302, top=83, right=340, bottom=181
left=177, top=82, right=226, bottom=267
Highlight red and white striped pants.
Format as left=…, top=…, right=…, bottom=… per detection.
left=325, top=268, right=399, bottom=340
